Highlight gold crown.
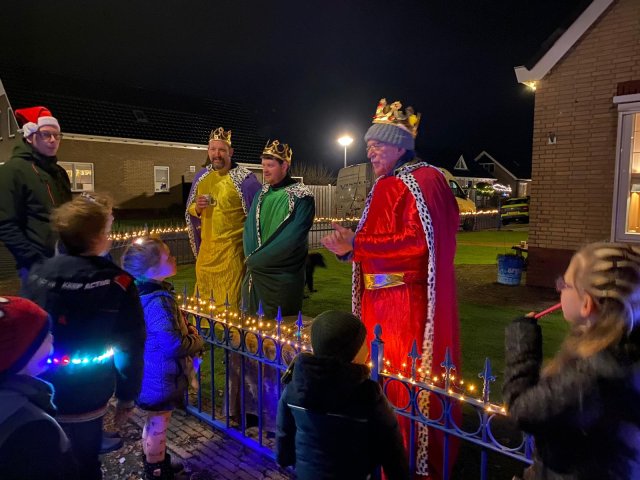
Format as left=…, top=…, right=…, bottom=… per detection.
left=371, top=98, right=421, bottom=138
left=208, top=127, right=232, bottom=145
left=262, top=140, right=293, bottom=164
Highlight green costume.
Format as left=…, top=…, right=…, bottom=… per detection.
left=242, top=177, right=315, bottom=318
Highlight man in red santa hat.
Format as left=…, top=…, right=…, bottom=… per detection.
left=0, top=106, right=71, bottom=287
left=322, top=98, right=461, bottom=479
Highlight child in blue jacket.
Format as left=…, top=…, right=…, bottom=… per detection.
left=122, top=236, right=203, bottom=480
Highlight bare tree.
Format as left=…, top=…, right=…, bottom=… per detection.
left=290, top=162, right=336, bottom=185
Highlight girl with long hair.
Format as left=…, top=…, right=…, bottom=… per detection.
left=504, top=242, right=640, bottom=480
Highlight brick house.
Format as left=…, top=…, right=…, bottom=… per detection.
left=514, top=0, right=640, bottom=287
left=0, top=67, right=265, bottom=217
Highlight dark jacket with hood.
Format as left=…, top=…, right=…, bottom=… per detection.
left=276, top=353, right=409, bottom=480
left=24, top=254, right=146, bottom=420
left=0, top=140, right=71, bottom=269
left=504, top=317, right=640, bottom=480
left=136, top=280, right=203, bottom=411
left=0, top=375, right=77, bottom=479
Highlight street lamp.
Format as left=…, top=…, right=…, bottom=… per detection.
left=337, top=135, right=353, bottom=168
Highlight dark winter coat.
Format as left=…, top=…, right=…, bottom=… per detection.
left=24, top=254, right=146, bottom=420
left=136, top=280, right=204, bottom=411
left=503, top=317, right=640, bottom=480
left=0, top=375, right=77, bottom=479
left=276, top=353, right=409, bottom=480
left=0, top=140, right=71, bottom=269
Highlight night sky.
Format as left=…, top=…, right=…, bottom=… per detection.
left=0, top=0, right=588, bottom=171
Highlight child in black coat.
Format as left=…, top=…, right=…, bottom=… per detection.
left=504, top=242, right=640, bottom=480
left=0, top=297, right=77, bottom=479
left=276, top=310, right=409, bottom=480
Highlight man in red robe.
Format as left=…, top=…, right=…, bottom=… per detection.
left=322, top=99, right=460, bottom=479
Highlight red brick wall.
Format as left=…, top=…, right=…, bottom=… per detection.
left=528, top=0, right=640, bottom=286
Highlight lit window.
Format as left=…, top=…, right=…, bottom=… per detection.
left=59, top=162, right=94, bottom=192
left=613, top=95, right=640, bottom=240
left=154, top=166, right=170, bottom=193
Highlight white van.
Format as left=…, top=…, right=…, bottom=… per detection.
left=335, top=163, right=476, bottom=230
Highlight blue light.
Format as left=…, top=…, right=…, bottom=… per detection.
left=47, top=348, right=115, bottom=368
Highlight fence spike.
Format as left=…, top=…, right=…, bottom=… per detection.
left=275, top=307, right=283, bottom=338
left=370, top=324, right=384, bottom=382
left=479, top=357, right=496, bottom=403
left=408, top=340, right=420, bottom=379
left=182, top=284, right=187, bottom=309
left=209, top=291, right=215, bottom=315
left=257, top=300, right=264, bottom=319
left=195, top=286, right=201, bottom=313
left=374, top=324, right=383, bottom=341
left=440, top=347, right=457, bottom=391
left=296, top=311, right=304, bottom=338
left=224, top=292, right=231, bottom=312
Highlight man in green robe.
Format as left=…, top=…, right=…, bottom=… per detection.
left=242, top=140, right=315, bottom=318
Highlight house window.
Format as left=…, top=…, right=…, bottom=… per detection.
left=613, top=97, right=640, bottom=241
left=59, top=162, right=94, bottom=192
left=154, top=166, right=170, bottom=193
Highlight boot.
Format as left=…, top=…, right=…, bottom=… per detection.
left=165, top=453, right=184, bottom=473
left=144, top=458, right=174, bottom=480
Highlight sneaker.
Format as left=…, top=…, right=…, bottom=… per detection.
left=99, top=432, right=124, bottom=454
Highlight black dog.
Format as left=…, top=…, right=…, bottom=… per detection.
left=305, top=252, right=327, bottom=293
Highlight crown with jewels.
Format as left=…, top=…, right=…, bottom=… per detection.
left=262, top=139, right=292, bottom=164
left=208, top=127, right=232, bottom=146
left=371, top=98, right=421, bottom=138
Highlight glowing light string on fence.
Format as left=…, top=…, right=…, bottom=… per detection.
left=179, top=292, right=507, bottom=413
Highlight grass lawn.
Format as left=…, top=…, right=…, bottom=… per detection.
left=456, top=229, right=529, bottom=264
left=176, top=228, right=568, bottom=403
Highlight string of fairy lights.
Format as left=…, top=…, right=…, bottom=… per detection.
left=178, top=292, right=507, bottom=415
left=108, top=212, right=500, bottom=240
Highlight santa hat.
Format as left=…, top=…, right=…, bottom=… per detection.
left=14, top=106, right=61, bottom=138
left=0, top=296, right=51, bottom=377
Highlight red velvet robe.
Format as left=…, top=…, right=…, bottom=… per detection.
left=352, top=162, right=461, bottom=479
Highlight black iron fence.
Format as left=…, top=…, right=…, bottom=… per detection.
left=180, top=302, right=532, bottom=479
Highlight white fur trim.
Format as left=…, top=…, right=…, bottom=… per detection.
left=22, top=116, right=60, bottom=138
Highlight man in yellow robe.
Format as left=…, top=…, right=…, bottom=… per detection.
left=185, top=127, right=260, bottom=310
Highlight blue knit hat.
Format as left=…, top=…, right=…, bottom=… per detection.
left=364, top=123, right=415, bottom=151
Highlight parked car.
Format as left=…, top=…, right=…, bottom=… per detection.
left=439, top=168, right=476, bottom=231
left=501, top=196, right=530, bottom=225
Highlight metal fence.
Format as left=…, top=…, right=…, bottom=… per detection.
left=306, top=184, right=336, bottom=218
left=180, top=303, right=532, bottom=479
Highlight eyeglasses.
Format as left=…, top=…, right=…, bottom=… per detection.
left=555, top=276, right=574, bottom=292
left=366, top=142, right=386, bottom=153
left=36, top=131, right=63, bottom=141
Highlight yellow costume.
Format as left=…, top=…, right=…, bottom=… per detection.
left=187, top=170, right=249, bottom=309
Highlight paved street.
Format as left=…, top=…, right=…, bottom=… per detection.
left=103, top=406, right=292, bottom=480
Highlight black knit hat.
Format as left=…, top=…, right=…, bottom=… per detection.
left=311, top=310, right=367, bottom=362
